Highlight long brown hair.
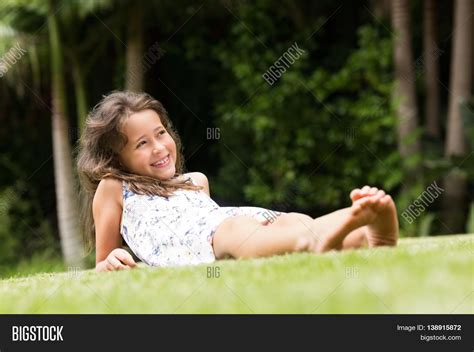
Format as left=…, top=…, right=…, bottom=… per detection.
left=76, top=91, right=201, bottom=252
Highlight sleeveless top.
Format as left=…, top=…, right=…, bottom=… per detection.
left=120, top=177, right=273, bottom=267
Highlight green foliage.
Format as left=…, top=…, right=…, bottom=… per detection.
left=418, top=213, right=436, bottom=237
left=1, top=0, right=471, bottom=274
left=0, top=182, right=58, bottom=267
left=0, top=248, right=64, bottom=279
left=212, top=3, right=399, bottom=215
left=0, top=186, right=20, bottom=264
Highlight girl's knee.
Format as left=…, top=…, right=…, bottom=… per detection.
left=288, top=212, right=313, bottom=223
left=294, top=235, right=317, bottom=252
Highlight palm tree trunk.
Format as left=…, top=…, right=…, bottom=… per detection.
left=423, top=0, right=440, bottom=139
left=391, top=0, right=422, bottom=176
left=71, top=55, right=88, bottom=134
left=125, top=5, right=144, bottom=92
left=442, top=0, right=472, bottom=233
left=29, top=44, right=41, bottom=91
left=48, top=0, right=84, bottom=266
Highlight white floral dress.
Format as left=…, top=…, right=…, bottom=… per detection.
left=120, top=178, right=275, bottom=267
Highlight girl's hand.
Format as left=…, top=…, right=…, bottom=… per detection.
left=96, top=248, right=137, bottom=272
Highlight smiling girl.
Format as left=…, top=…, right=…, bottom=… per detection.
left=77, top=91, right=398, bottom=271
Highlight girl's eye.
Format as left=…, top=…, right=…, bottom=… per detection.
left=136, top=141, right=146, bottom=148
left=159, top=130, right=166, bottom=135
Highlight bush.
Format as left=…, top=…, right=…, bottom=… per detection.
left=0, top=181, right=58, bottom=267
left=212, top=7, right=400, bottom=216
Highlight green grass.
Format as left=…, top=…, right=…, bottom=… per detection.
left=0, top=235, right=472, bottom=313
left=0, top=252, right=66, bottom=279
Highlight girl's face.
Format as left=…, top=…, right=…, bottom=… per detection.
left=119, top=109, right=177, bottom=180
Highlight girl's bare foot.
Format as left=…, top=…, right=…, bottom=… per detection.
left=350, top=186, right=399, bottom=247
left=314, top=194, right=384, bottom=253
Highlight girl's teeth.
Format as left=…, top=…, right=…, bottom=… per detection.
left=156, top=157, right=168, bottom=165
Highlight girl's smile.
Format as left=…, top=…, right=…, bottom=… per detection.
left=151, top=154, right=170, bottom=168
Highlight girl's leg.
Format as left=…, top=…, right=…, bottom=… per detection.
left=212, top=215, right=316, bottom=259
left=212, top=195, right=382, bottom=259
left=263, top=209, right=367, bottom=250
left=260, top=189, right=398, bottom=251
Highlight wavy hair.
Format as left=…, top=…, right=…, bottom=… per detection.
left=76, top=91, right=201, bottom=252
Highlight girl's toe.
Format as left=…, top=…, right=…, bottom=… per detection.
left=379, top=194, right=391, bottom=205
left=350, top=189, right=361, bottom=200
left=358, top=197, right=372, bottom=207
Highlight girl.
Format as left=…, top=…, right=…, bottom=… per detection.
left=77, top=91, right=398, bottom=272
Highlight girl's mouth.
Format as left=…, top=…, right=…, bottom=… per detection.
left=151, top=155, right=170, bottom=168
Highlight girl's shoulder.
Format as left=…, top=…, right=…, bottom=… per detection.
left=183, top=172, right=209, bottom=196
left=96, top=177, right=123, bottom=192
left=94, top=177, right=123, bottom=208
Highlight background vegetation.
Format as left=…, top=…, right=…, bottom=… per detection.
left=0, top=0, right=472, bottom=273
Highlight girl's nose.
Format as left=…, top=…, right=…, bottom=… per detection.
left=152, top=141, right=166, bottom=154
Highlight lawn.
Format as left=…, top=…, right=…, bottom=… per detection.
left=0, top=234, right=472, bottom=314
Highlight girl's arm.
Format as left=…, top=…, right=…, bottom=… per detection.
left=93, top=178, right=137, bottom=271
